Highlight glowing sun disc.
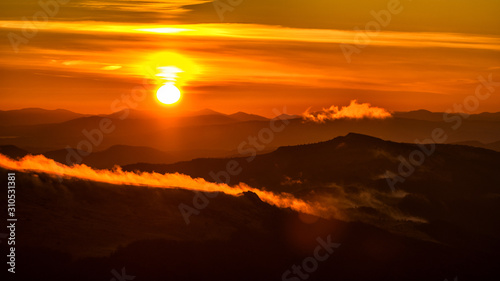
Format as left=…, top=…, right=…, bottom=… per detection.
left=157, top=84, right=181, bottom=104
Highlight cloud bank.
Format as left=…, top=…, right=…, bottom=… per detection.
left=0, top=153, right=329, bottom=218
left=302, top=100, right=392, bottom=123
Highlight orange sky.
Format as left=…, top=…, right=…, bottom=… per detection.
left=1, top=0, right=500, bottom=116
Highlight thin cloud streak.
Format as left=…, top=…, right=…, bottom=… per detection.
left=0, top=153, right=331, bottom=218
left=2, top=21, right=500, bottom=51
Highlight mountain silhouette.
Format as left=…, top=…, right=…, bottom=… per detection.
left=2, top=149, right=499, bottom=280
left=0, top=108, right=86, bottom=126
left=452, top=140, right=500, bottom=152
left=228, top=111, right=269, bottom=121
left=124, top=133, right=500, bottom=247
left=1, top=108, right=500, bottom=154
left=43, top=144, right=175, bottom=168
left=0, top=144, right=29, bottom=159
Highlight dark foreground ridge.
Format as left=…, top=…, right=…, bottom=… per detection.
left=1, top=132, right=499, bottom=280
left=1, top=168, right=498, bottom=280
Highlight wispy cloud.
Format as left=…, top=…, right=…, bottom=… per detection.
left=3, top=21, right=500, bottom=51
left=0, top=153, right=331, bottom=218
left=302, top=100, right=392, bottom=123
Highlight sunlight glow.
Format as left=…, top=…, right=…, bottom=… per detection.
left=156, top=66, right=183, bottom=81
left=157, top=83, right=181, bottom=104
left=143, top=52, right=201, bottom=87
left=136, top=27, right=192, bottom=33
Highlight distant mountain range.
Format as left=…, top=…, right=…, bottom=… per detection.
left=1, top=107, right=500, bottom=159
left=1, top=132, right=499, bottom=280
left=0, top=108, right=87, bottom=126
left=0, top=144, right=272, bottom=168
left=2, top=132, right=499, bottom=246
left=451, top=140, right=500, bottom=152
left=393, top=109, right=500, bottom=122
left=124, top=133, right=500, bottom=242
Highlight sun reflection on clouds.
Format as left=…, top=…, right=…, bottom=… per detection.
left=143, top=52, right=201, bottom=88
left=102, top=65, right=122, bottom=70
left=136, top=27, right=193, bottom=33
left=156, top=66, right=183, bottom=82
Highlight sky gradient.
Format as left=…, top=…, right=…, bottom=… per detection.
left=1, top=0, right=499, bottom=116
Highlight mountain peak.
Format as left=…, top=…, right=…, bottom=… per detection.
left=0, top=145, right=29, bottom=159
left=0, top=108, right=85, bottom=126
left=229, top=112, right=268, bottom=121
left=342, top=132, right=384, bottom=142
left=274, top=113, right=300, bottom=120
left=193, top=108, right=224, bottom=116
left=273, top=133, right=387, bottom=155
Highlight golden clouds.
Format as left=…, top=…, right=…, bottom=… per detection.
left=302, top=100, right=392, bottom=123
left=0, top=153, right=330, bottom=218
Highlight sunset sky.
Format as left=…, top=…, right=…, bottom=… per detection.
left=1, top=0, right=499, bottom=116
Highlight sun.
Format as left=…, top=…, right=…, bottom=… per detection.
left=156, top=84, right=181, bottom=104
